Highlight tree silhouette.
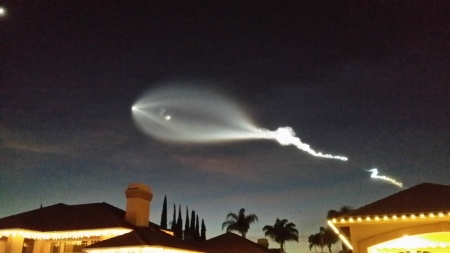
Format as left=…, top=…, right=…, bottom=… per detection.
left=190, top=210, right=196, bottom=237
left=184, top=206, right=190, bottom=240
left=321, top=227, right=338, bottom=253
left=308, top=226, right=341, bottom=253
left=201, top=219, right=206, bottom=241
left=327, top=206, right=352, bottom=220
left=308, top=233, right=322, bottom=253
left=195, top=214, right=200, bottom=240
left=175, top=204, right=183, bottom=238
left=327, top=206, right=352, bottom=252
left=170, top=203, right=176, bottom=231
left=263, top=218, right=299, bottom=253
left=160, top=195, right=167, bottom=229
left=222, top=208, right=258, bottom=238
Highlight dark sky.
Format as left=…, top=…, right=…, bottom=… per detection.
left=1, top=1, right=449, bottom=252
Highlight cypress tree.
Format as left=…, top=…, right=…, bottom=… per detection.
left=190, top=210, right=195, bottom=234
left=184, top=206, right=190, bottom=240
left=195, top=215, right=200, bottom=241
left=176, top=204, right=183, bottom=238
left=170, top=203, right=176, bottom=231
left=160, top=195, right=167, bottom=229
left=201, top=219, right=206, bottom=241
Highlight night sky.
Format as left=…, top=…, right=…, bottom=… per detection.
left=1, top=1, right=449, bottom=252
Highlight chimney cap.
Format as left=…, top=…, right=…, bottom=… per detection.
left=126, top=183, right=152, bottom=193
left=257, top=238, right=269, bottom=248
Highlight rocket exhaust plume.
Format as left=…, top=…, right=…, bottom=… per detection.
left=367, top=168, right=403, bottom=188
left=132, top=84, right=405, bottom=187
left=131, top=84, right=348, bottom=161
left=257, top=127, right=348, bottom=161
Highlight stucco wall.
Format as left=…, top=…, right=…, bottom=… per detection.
left=336, top=219, right=450, bottom=253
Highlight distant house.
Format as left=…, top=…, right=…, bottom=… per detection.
left=201, top=232, right=270, bottom=253
left=328, top=183, right=450, bottom=253
left=0, top=183, right=270, bottom=253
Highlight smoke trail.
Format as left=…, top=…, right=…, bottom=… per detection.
left=131, top=84, right=410, bottom=186
left=257, top=127, right=348, bottom=161
left=131, top=84, right=347, bottom=161
left=367, top=168, right=403, bottom=188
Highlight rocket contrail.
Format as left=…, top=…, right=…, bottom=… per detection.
left=257, top=127, right=348, bottom=161
left=131, top=85, right=348, bottom=161
left=131, top=84, right=406, bottom=187
left=367, top=168, right=403, bottom=188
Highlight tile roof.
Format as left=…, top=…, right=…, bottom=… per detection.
left=85, top=227, right=203, bottom=252
left=200, top=232, right=271, bottom=253
left=345, top=183, right=450, bottom=217
left=0, top=203, right=160, bottom=231
left=0, top=203, right=275, bottom=253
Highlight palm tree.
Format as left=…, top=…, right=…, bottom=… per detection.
left=308, top=233, right=323, bottom=253
left=326, top=206, right=352, bottom=252
left=326, top=206, right=352, bottom=219
left=308, top=234, right=317, bottom=252
left=263, top=218, right=299, bottom=253
left=321, top=227, right=338, bottom=253
left=221, top=208, right=258, bottom=238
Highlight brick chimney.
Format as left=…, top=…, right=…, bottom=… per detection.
left=257, top=238, right=269, bottom=248
left=125, top=183, right=153, bottom=227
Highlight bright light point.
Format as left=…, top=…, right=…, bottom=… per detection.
left=274, top=127, right=296, bottom=145
left=0, top=7, right=6, bottom=17
left=165, top=115, right=171, bottom=120
left=367, top=168, right=403, bottom=188
left=131, top=106, right=137, bottom=111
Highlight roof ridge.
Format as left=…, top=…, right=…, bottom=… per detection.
left=344, top=182, right=450, bottom=217
left=0, top=203, right=67, bottom=219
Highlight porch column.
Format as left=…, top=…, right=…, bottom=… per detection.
left=64, top=244, right=73, bottom=253
left=6, top=236, right=24, bottom=253
left=32, top=240, right=44, bottom=253
left=41, top=241, right=51, bottom=253
left=0, top=240, right=7, bottom=253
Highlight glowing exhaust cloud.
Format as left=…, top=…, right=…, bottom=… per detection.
left=131, top=86, right=265, bottom=143
left=367, top=168, right=403, bottom=188
left=131, top=85, right=348, bottom=161
left=0, top=7, right=6, bottom=17
left=256, top=127, right=348, bottom=161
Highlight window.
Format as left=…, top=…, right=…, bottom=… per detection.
left=22, top=240, right=34, bottom=253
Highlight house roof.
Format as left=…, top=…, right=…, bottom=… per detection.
left=84, top=227, right=203, bottom=252
left=1, top=203, right=274, bottom=253
left=200, top=232, right=271, bottom=253
left=86, top=230, right=272, bottom=253
left=345, top=183, right=450, bottom=217
left=0, top=203, right=160, bottom=231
